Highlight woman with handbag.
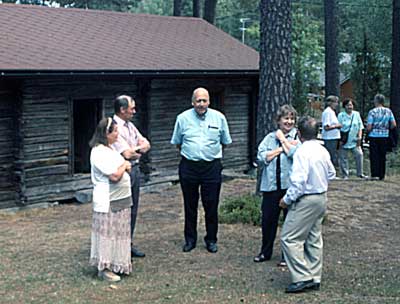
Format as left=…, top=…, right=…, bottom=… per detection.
left=254, top=105, right=299, bottom=266
left=337, top=98, right=366, bottom=179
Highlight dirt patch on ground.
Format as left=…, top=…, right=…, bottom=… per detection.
left=0, top=176, right=399, bottom=303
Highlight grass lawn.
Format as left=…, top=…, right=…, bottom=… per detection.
left=0, top=176, right=399, bottom=304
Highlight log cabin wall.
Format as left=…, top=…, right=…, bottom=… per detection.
left=148, top=77, right=257, bottom=178
left=18, top=77, right=138, bottom=206
left=0, top=75, right=257, bottom=208
left=0, top=81, right=17, bottom=208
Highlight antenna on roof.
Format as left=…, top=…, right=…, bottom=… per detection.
left=239, top=18, right=251, bottom=44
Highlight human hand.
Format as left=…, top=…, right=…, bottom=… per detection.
left=276, top=129, right=285, bottom=141
left=125, top=161, right=132, bottom=173
left=279, top=198, right=287, bottom=209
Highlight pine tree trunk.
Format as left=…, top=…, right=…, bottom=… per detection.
left=193, top=0, right=200, bottom=17
left=173, top=0, right=182, bottom=16
left=391, top=0, right=400, bottom=126
left=204, top=0, right=218, bottom=24
left=257, top=0, right=292, bottom=145
left=324, top=0, right=340, bottom=97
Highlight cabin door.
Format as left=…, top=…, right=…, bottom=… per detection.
left=73, top=99, right=102, bottom=174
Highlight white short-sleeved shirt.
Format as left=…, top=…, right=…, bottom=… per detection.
left=90, top=144, right=131, bottom=213
left=321, top=107, right=340, bottom=140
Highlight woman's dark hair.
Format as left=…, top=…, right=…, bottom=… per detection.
left=89, top=117, right=116, bottom=148
left=276, top=104, right=297, bottom=123
left=298, top=116, right=318, bottom=140
left=342, top=98, right=356, bottom=108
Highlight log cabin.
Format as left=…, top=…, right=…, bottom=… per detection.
left=0, top=4, right=259, bottom=208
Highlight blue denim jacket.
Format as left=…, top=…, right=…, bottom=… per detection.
left=257, top=128, right=298, bottom=192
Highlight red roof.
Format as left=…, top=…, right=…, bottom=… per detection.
left=0, top=4, right=259, bottom=73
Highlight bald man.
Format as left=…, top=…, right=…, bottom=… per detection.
left=171, top=88, right=232, bottom=253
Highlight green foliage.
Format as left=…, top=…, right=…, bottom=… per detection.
left=292, top=8, right=324, bottom=114
left=351, top=33, right=389, bottom=118
left=219, top=194, right=261, bottom=226
left=339, top=0, right=392, bottom=56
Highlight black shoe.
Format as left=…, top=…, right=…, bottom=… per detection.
left=285, top=280, right=315, bottom=293
left=277, top=260, right=287, bottom=267
left=131, top=248, right=145, bottom=258
left=205, top=242, right=218, bottom=253
left=307, top=282, right=320, bottom=291
left=253, top=253, right=269, bottom=263
left=183, top=242, right=196, bottom=252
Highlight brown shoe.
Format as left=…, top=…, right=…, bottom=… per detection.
left=98, top=270, right=121, bottom=282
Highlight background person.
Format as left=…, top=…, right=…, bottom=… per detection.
left=337, top=98, right=366, bottom=179
left=279, top=116, right=336, bottom=293
left=321, top=95, right=342, bottom=167
left=113, top=95, right=151, bottom=258
left=366, top=94, right=397, bottom=180
left=89, top=117, right=133, bottom=282
left=170, top=87, right=232, bottom=253
left=254, top=105, right=299, bottom=266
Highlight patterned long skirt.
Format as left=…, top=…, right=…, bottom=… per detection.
left=89, top=208, right=132, bottom=275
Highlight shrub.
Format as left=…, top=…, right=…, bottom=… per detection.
left=219, top=194, right=261, bottom=226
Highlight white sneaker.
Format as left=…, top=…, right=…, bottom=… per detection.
left=98, top=270, right=121, bottom=282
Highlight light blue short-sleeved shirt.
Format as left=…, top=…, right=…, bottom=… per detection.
left=170, top=108, right=232, bottom=161
left=338, top=111, right=364, bottom=149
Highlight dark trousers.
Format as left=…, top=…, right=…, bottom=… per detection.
left=369, top=137, right=387, bottom=179
left=179, top=157, right=222, bottom=245
left=129, top=163, right=140, bottom=242
left=260, top=190, right=288, bottom=259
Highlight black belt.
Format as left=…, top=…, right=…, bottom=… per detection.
left=128, top=160, right=140, bottom=166
left=182, top=156, right=219, bottom=164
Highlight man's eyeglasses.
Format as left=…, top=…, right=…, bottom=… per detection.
left=196, top=99, right=208, bottom=103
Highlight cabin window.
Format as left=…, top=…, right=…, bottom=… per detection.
left=72, top=99, right=103, bottom=174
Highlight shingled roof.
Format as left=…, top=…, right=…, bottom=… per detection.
left=0, top=4, right=259, bottom=75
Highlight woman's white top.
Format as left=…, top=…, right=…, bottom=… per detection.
left=90, top=144, right=131, bottom=213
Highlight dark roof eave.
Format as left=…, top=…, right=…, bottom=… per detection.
left=0, top=69, right=259, bottom=78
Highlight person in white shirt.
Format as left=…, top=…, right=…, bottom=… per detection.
left=321, top=95, right=342, bottom=167
left=279, top=116, right=336, bottom=293
left=89, top=117, right=133, bottom=282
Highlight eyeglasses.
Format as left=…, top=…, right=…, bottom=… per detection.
left=196, top=99, right=208, bottom=103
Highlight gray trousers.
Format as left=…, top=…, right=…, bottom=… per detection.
left=129, top=163, right=140, bottom=243
left=338, top=146, right=363, bottom=177
left=281, top=193, right=327, bottom=284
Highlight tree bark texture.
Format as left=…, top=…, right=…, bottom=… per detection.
left=391, top=0, right=400, bottom=126
left=173, top=0, right=182, bottom=16
left=324, top=0, right=340, bottom=97
left=257, top=0, right=292, bottom=145
left=204, top=0, right=218, bottom=24
left=193, top=0, right=200, bottom=17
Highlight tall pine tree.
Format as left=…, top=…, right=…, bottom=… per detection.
left=391, top=0, right=400, bottom=126
left=324, top=0, right=340, bottom=97
left=257, top=0, right=292, bottom=144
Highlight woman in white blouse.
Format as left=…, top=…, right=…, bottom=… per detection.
left=89, top=117, right=132, bottom=282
